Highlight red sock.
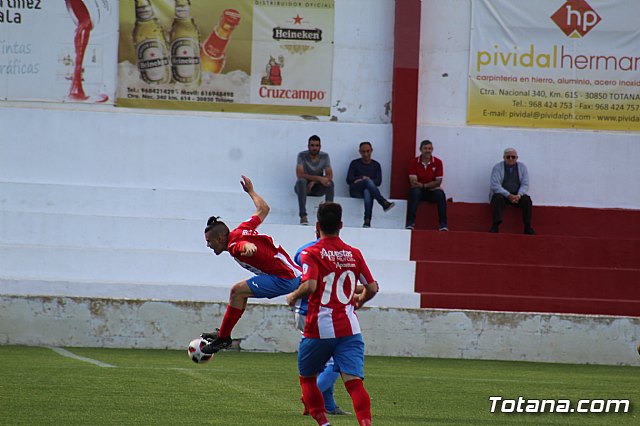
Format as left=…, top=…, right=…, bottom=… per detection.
left=217, top=305, right=244, bottom=338
left=345, top=379, right=371, bottom=425
left=300, top=376, right=330, bottom=425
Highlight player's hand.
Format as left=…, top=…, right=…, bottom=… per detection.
left=353, top=294, right=364, bottom=310
left=241, top=242, right=257, bottom=256
left=306, top=181, right=316, bottom=193
left=240, top=175, right=254, bottom=193
left=286, top=293, right=297, bottom=307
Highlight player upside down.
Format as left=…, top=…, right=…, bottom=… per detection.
left=200, top=175, right=302, bottom=354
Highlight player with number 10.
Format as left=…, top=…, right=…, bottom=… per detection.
left=287, top=202, right=378, bottom=426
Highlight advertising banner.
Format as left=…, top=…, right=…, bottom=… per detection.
left=0, top=0, right=118, bottom=103
left=468, top=0, right=640, bottom=131
left=116, top=0, right=334, bottom=116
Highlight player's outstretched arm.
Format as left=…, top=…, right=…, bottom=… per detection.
left=240, top=175, right=270, bottom=222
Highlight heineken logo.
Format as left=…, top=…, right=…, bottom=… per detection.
left=272, top=27, right=322, bottom=42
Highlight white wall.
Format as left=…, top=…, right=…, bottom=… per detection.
left=0, top=0, right=396, bottom=199
left=3, top=295, right=639, bottom=366
left=418, top=0, right=640, bottom=208
left=0, top=107, right=392, bottom=199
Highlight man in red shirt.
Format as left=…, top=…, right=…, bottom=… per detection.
left=406, top=140, right=448, bottom=231
left=287, top=202, right=378, bottom=426
left=201, top=176, right=302, bottom=354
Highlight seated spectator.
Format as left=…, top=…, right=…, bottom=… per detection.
left=346, top=141, right=395, bottom=228
left=489, top=148, right=535, bottom=235
left=406, top=140, right=448, bottom=231
left=294, top=135, right=334, bottom=225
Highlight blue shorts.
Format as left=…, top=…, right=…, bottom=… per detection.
left=298, top=334, right=365, bottom=379
left=246, top=275, right=301, bottom=299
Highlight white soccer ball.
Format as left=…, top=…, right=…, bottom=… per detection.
left=187, top=337, right=213, bottom=364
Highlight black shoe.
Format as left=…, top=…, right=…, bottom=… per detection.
left=327, top=406, right=351, bottom=415
left=489, top=225, right=499, bottom=233
left=524, top=226, right=536, bottom=235
left=382, top=200, right=395, bottom=212
left=201, top=336, right=232, bottom=354
left=200, top=329, right=219, bottom=342
left=363, top=218, right=371, bottom=228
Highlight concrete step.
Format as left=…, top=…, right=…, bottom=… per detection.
left=410, top=229, right=640, bottom=269
left=0, top=278, right=420, bottom=309
left=0, top=245, right=417, bottom=305
left=0, top=181, right=407, bottom=229
left=414, top=201, right=640, bottom=239
left=0, top=210, right=412, bottom=260
left=415, top=260, right=640, bottom=316
left=420, top=293, right=640, bottom=317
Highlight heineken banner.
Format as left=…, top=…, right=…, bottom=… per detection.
left=468, top=0, right=640, bottom=131
left=117, top=0, right=334, bottom=115
left=0, top=1, right=118, bottom=103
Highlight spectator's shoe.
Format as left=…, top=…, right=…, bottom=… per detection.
left=405, top=224, right=414, bottom=230
left=439, top=225, right=449, bottom=232
left=524, top=226, right=536, bottom=235
left=327, top=406, right=351, bottom=415
left=363, top=218, right=371, bottom=228
left=300, top=396, right=309, bottom=416
left=300, top=215, right=309, bottom=225
left=200, top=329, right=219, bottom=342
left=201, top=336, right=233, bottom=354
left=489, top=224, right=499, bottom=233
left=382, top=200, right=395, bottom=212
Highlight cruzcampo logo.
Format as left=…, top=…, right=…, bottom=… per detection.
left=550, top=0, right=601, bottom=38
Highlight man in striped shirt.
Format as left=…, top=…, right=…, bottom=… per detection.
left=287, top=202, right=378, bottom=426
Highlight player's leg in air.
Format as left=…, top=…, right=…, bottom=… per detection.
left=200, top=280, right=252, bottom=353
left=202, top=274, right=300, bottom=354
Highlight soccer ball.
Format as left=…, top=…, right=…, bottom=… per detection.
left=187, top=337, right=213, bottom=364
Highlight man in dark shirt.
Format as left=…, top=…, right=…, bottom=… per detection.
left=489, top=148, right=535, bottom=235
left=346, top=142, right=395, bottom=228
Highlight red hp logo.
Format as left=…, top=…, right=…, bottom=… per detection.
left=551, top=0, right=601, bottom=38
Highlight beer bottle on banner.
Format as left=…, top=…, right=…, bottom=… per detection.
left=169, top=0, right=201, bottom=85
left=201, top=9, right=241, bottom=74
left=133, top=0, right=171, bottom=84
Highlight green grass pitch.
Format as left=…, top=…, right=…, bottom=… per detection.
left=0, top=346, right=637, bottom=425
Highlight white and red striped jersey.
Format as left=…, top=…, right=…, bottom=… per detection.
left=299, top=236, right=376, bottom=339
left=228, top=216, right=301, bottom=279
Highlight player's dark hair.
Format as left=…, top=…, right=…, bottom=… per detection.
left=317, top=202, right=342, bottom=235
left=420, top=139, right=433, bottom=149
left=204, top=216, right=229, bottom=237
left=359, top=141, right=372, bottom=149
left=308, top=135, right=321, bottom=143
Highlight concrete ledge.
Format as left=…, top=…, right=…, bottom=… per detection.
left=0, top=279, right=420, bottom=309
left=1, top=295, right=638, bottom=366
left=0, top=181, right=407, bottom=229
